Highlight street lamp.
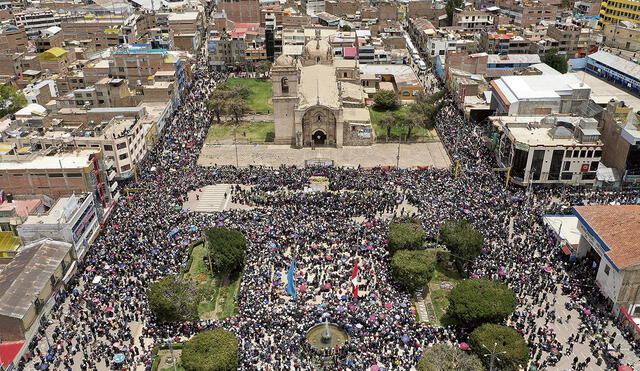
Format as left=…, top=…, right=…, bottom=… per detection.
left=482, top=342, right=507, bottom=371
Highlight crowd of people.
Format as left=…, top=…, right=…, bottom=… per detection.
left=16, top=38, right=640, bottom=371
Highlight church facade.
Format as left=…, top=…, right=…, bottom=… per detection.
left=271, top=35, right=374, bottom=148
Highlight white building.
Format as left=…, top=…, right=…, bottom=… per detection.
left=492, top=115, right=603, bottom=186
left=17, top=193, right=101, bottom=259
left=572, top=205, right=640, bottom=322
left=14, top=10, right=62, bottom=39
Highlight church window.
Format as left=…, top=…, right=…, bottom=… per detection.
left=281, top=77, right=289, bottom=94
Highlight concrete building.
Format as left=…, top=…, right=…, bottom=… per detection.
left=453, top=10, right=495, bottom=31
left=359, top=64, right=423, bottom=101
left=572, top=205, right=640, bottom=321
left=603, top=20, right=640, bottom=51
left=492, top=115, right=603, bottom=185
left=479, top=30, right=532, bottom=55
left=23, top=80, right=58, bottom=106
left=499, top=0, right=559, bottom=26
left=490, top=74, right=591, bottom=116
left=599, top=0, right=640, bottom=28
left=18, top=193, right=101, bottom=258
left=39, top=47, right=75, bottom=74
left=301, top=0, right=324, bottom=15
left=585, top=51, right=640, bottom=96
left=599, top=100, right=640, bottom=184
left=165, top=11, right=204, bottom=52
left=0, top=24, right=28, bottom=53
left=0, top=149, right=116, bottom=204
left=270, top=36, right=373, bottom=147
left=0, top=239, right=75, bottom=341
left=545, top=22, right=598, bottom=58
left=14, top=9, right=62, bottom=39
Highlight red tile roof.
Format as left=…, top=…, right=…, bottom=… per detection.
left=574, top=205, right=640, bottom=270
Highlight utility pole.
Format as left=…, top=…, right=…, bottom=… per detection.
left=482, top=342, right=507, bottom=371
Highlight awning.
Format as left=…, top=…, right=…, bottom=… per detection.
left=62, top=261, right=77, bottom=283
left=0, top=341, right=25, bottom=367
left=619, top=305, right=640, bottom=334
left=561, top=244, right=572, bottom=255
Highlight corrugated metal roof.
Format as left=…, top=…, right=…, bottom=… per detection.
left=587, top=51, right=640, bottom=79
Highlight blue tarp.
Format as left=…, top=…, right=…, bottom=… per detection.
left=286, top=259, right=297, bottom=300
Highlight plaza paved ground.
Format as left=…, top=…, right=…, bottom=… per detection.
left=198, top=143, right=451, bottom=168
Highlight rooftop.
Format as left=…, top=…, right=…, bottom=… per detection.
left=573, top=205, right=640, bottom=270
left=0, top=149, right=98, bottom=171
left=587, top=51, right=640, bottom=80
left=299, top=64, right=339, bottom=109
left=0, top=239, right=72, bottom=319
left=487, top=54, right=541, bottom=64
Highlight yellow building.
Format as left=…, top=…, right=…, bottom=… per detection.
left=599, top=0, right=640, bottom=28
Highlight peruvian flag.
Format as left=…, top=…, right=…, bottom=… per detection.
left=351, top=260, right=359, bottom=299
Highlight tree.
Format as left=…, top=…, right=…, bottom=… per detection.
left=205, top=228, right=247, bottom=274
left=543, top=49, right=568, bottom=74
left=227, top=98, right=248, bottom=125
left=418, top=344, right=484, bottom=371
left=439, top=220, right=484, bottom=273
left=373, top=89, right=400, bottom=110
left=147, top=275, right=201, bottom=322
left=256, top=61, right=272, bottom=78
left=0, top=85, right=27, bottom=118
left=469, top=324, right=530, bottom=371
left=387, top=221, right=426, bottom=254
left=409, top=92, right=445, bottom=131
left=447, top=279, right=517, bottom=328
left=391, top=250, right=436, bottom=292
left=181, top=329, right=239, bottom=371
left=446, top=0, right=464, bottom=25
left=206, top=90, right=228, bottom=124
left=378, top=112, right=396, bottom=138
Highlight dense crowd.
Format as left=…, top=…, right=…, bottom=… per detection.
left=17, top=42, right=640, bottom=371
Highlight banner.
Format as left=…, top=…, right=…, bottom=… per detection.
left=286, top=258, right=297, bottom=300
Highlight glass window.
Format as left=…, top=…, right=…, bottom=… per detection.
left=594, top=150, right=602, bottom=157
left=48, top=173, right=63, bottom=178
left=580, top=150, right=587, bottom=158
left=119, top=153, right=128, bottom=160
left=103, top=145, right=113, bottom=151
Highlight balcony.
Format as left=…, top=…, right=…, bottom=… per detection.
left=108, top=169, right=116, bottom=181
left=104, top=158, right=114, bottom=169
left=109, top=181, right=119, bottom=192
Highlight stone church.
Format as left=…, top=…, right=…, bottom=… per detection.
left=271, top=33, right=374, bottom=148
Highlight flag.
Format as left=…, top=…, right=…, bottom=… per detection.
left=351, top=260, right=359, bottom=299
left=286, top=258, right=297, bottom=300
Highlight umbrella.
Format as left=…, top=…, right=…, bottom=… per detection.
left=371, top=365, right=379, bottom=371
left=401, top=335, right=410, bottom=343
left=324, top=283, right=332, bottom=289
left=338, top=306, right=346, bottom=312
left=369, top=315, right=377, bottom=321
left=112, top=353, right=126, bottom=364
left=40, top=364, right=48, bottom=370
left=299, top=284, right=307, bottom=292
left=544, top=267, right=552, bottom=272
left=471, top=274, right=479, bottom=278
left=498, top=270, right=506, bottom=276
left=459, top=342, right=469, bottom=350
left=618, top=366, right=634, bottom=371
left=385, top=303, right=392, bottom=309
left=583, top=309, right=592, bottom=315
left=348, top=304, right=357, bottom=311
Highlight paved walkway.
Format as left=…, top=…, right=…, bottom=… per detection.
left=199, top=143, right=451, bottom=168
left=182, top=184, right=231, bottom=212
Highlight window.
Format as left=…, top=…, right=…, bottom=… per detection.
left=104, top=145, right=113, bottom=151
left=116, top=142, right=127, bottom=150
left=119, top=153, right=128, bottom=160
left=48, top=173, right=63, bottom=177
left=604, top=264, right=610, bottom=275
left=403, top=91, right=410, bottom=96
left=121, top=164, right=131, bottom=171
left=580, top=150, right=587, bottom=158
left=281, top=77, right=289, bottom=94
left=594, top=150, right=602, bottom=157
left=587, top=150, right=593, bottom=158
left=563, top=161, right=570, bottom=171
left=591, top=161, right=599, bottom=171
left=573, top=149, right=580, bottom=158
left=67, top=173, right=82, bottom=177
left=561, top=172, right=573, bottom=180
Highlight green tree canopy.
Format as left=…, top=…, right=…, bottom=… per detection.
left=387, top=221, right=426, bottom=254
left=418, top=343, right=484, bottom=371
left=391, top=250, right=436, bottom=292
left=373, top=89, right=400, bottom=110
left=469, top=324, right=530, bottom=371
left=448, top=278, right=517, bottom=328
left=542, top=49, right=568, bottom=74
left=181, top=329, right=239, bottom=371
left=0, top=85, right=27, bottom=118
left=446, top=0, right=464, bottom=24
left=439, top=220, right=484, bottom=273
left=147, top=274, right=201, bottom=322
left=205, top=228, right=247, bottom=274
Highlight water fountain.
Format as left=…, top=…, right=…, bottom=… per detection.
left=306, top=318, right=349, bottom=350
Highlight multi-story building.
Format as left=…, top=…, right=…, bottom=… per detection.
left=599, top=100, right=640, bottom=183
left=479, top=29, right=533, bottom=54
left=546, top=22, right=598, bottom=57
left=603, top=20, right=640, bottom=51
left=165, top=11, right=204, bottom=52
left=574, top=0, right=602, bottom=16
left=585, top=51, right=640, bottom=96
left=491, top=115, right=603, bottom=185
left=0, top=24, right=28, bottom=53
left=500, top=0, right=559, bottom=26
left=453, top=10, right=495, bottom=31
left=0, top=149, right=116, bottom=203
left=17, top=193, right=102, bottom=258
left=598, top=0, right=640, bottom=28
left=35, top=26, right=63, bottom=53
left=301, top=0, right=325, bottom=15
left=14, top=9, right=61, bottom=39
left=219, top=0, right=261, bottom=22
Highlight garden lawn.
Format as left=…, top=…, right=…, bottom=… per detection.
left=425, top=249, right=464, bottom=326
left=369, top=106, right=437, bottom=139
left=226, top=78, right=272, bottom=113
left=206, top=122, right=274, bottom=143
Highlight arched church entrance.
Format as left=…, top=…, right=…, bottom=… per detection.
left=312, top=130, right=327, bottom=145
left=302, top=107, right=337, bottom=147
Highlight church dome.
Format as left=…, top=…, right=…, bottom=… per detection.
left=302, top=39, right=333, bottom=64
left=273, top=54, right=296, bottom=67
